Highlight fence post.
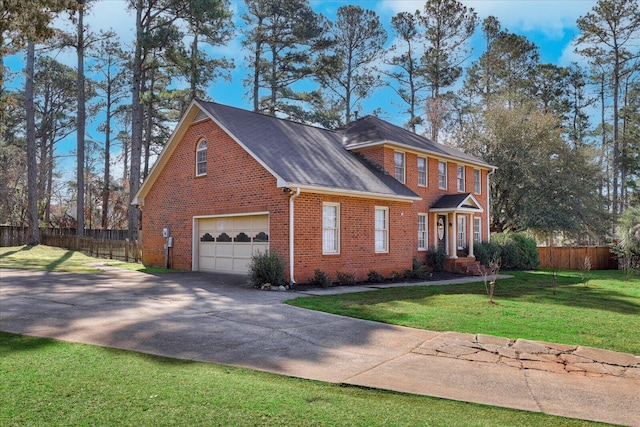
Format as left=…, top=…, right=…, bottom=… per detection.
left=125, top=239, right=129, bottom=262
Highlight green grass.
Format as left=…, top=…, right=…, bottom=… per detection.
left=0, top=332, right=603, bottom=427
left=0, top=245, right=173, bottom=274
left=287, top=270, right=640, bottom=355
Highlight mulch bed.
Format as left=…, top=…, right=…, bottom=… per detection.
left=290, top=271, right=467, bottom=291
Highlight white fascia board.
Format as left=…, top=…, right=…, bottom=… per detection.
left=430, top=206, right=484, bottom=213
left=285, top=182, right=421, bottom=202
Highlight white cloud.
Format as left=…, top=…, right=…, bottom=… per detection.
left=379, top=0, right=596, bottom=39
left=558, top=40, right=588, bottom=67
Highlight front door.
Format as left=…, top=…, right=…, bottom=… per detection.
left=437, top=214, right=447, bottom=253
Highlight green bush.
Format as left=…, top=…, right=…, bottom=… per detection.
left=247, top=251, right=286, bottom=287
left=473, top=240, right=501, bottom=267
left=426, top=246, right=446, bottom=272
left=307, top=269, right=332, bottom=288
left=478, top=233, right=539, bottom=270
left=367, top=270, right=385, bottom=283
left=336, top=271, right=356, bottom=285
left=405, top=256, right=427, bottom=279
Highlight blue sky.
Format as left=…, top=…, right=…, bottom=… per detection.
left=4, top=0, right=598, bottom=176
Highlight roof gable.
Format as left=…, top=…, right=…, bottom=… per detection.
left=341, top=116, right=492, bottom=168
left=430, top=193, right=484, bottom=213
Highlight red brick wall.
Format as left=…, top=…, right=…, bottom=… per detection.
left=354, top=146, right=491, bottom=253
left=293, top=193, right=414, bottom=282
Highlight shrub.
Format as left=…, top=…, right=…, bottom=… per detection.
left=336, top=271, right=356, bottom=286
left=390, top=271, right=403, bottom=282
left=367, top=270, right=385, bottom=283
left=307, top=269, right=332, bottom=288
left=473, top=241, right=501, bottom=267
left=484, top=233, right=539, bottom=270
left=427, top=246, right=446, bottom=272
left=247, top=251, right=286, bottom=288
left=405, top=256, right=427, bottom=279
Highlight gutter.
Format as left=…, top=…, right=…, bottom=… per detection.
left=289, top=187, right=300, bottom=284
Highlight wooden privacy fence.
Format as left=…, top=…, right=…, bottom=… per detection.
left=41, top=234, right=142, bottom=263
left=0, top=226, right=141, bottom=263
left=537, top=246, right=617, bottom=270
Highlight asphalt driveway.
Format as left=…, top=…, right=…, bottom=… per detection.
left=1, top=268, right=639, bottom=426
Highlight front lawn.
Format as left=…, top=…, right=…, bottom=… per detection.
left=0, top=332, right=601, bottom=426
left=287, top=270, right=640, bottom=355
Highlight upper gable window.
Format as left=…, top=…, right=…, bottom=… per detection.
left=196, top=139, right=207, bottom=176
left=457, top=165, right=465, bottom=192
left=417, top=157, right=427, bottom=187
left=394, top=151, right=405, bottom=183
left=438, top=161, right=447, bottom=190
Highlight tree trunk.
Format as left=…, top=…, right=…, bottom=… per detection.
left=129, top=0, right=144, bottom=240
left=25, top=41, right=39, bottom=245
left=101, top=83, right=111, bottom=229
left=76, top=2, right=85, bottom=236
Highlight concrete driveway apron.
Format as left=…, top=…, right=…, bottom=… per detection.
left=1, top=268, right=638, bottom=426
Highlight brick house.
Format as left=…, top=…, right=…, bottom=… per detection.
left=133, top=100, right=495, bottom=283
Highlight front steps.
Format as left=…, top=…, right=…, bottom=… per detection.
left=444, top=257, right=488, bottom=276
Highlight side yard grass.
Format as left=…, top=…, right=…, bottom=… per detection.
left=287, top=270, right=640, bottom=355
left=0, top=245, right=172, bottom=273
left=0, top=332, right=601, bottom=426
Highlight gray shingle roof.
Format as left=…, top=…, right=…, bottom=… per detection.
left=342, top=115, right=492, bottom=168
left=197, top=101, right=419, bottom=199
left=196, top=101, right=493, bottom=201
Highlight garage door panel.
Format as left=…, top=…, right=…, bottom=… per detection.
left=234, top=243, right=253, bottom=257
left=215, top=257, right=234, bottom=271
left=216, top=243, right=233, bottom=257
left=199, top=243, right=216, bottom=257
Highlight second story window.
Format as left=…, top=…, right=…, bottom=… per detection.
left=394, top=151, right=405, bottom=183
left=196, top=139, right=207, bottom=176
left=474, top=169, right=481, bottom=194
left=417, top=157, right=427, bottom=186
left=457, top=165, right=465, bottom=192
left=438, top=161, right=447, bottom=190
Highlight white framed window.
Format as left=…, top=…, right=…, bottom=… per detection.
left=418, top=214, right=427, bottom=250
left=474, top=169, right=481, bottom=194
left=417, top=157, right=427, bottom=186
left=474, top=217, right=482, bottom=243
left=457, top=215, right=467, bottom=250
left=457, top=165, right=465, bottom=192
left=322, top=203, right=340, bottom=254
left=375, top=207, right=389, bottom=253
left=394, top=151, right=405, bottom=183
left=196, top=139, right=207, bottom=176
left=438, top=161, right=447, bottom=190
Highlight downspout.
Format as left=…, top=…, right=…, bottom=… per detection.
left=487, top=168, right=496, bottom=242
left=289, top=187, right=300, bottom=284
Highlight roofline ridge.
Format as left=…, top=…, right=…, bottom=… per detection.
left=195, top=99, right=340, bottom=135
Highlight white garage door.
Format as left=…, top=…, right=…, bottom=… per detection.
left=197, top=214, right=269, bottom=273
